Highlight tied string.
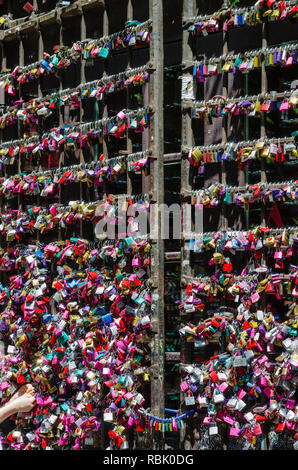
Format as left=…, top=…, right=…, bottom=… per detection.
left=0, top=66, right=149, bottom=130
left=186, top=0, right=298, bottom=36
left=0, top=20, right=152, bottom=95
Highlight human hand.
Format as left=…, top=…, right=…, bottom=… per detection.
left=10, top=384, right=35, bottom=402
left=11, top=393, right=36, bottom=413
left=0, top=384, right=36, bottom=423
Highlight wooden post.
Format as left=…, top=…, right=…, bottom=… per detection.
left=180, top=0, right=195, bottom=450
left=149, top=0, right=165, bottom=450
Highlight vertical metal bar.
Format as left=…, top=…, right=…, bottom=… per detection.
left=149, top=0, right=165, bottom=450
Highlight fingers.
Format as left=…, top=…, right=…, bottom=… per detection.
left=26, top=398, right=36, bottom=410
left=28, top=395, right=36, bottom=411
left=10, top=384, right=36, bottom=402
left=17, top=393, right=36, bottom=412
left=20, top=384, right=36, bottom=395
left=26, top=384, right=35, bottom=395
left=11, top=387, right=37, bottom=412
left=24, top=392, right=36, bottom=404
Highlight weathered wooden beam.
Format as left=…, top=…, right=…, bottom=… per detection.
left=61, top=3, right=82, bottom=18
left=180, top=0, right=195, bottom=451
left=149, top=0, right=165, bottom=450
left=38, top=10, right=58, bottom=26
left=80, top=0, right=104, bottom=9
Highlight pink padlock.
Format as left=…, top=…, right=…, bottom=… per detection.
left=117, top=110, right=126, bottom=120
left=230, top=427, right=240, bottom=436
left=223, top=415, right=235, bottom=426
left=263, top=387, right=273, bottom=398
left=203, top=417, right=212, bottom=425
left=23, top=2, right=34, bottom=12
left=286, top=398, right=295, bottom=409
left=258, top=355, right=268, bottom=365
left=237, top=389, right=247, bottom=400
left=253, top=424, right=262, bottom=436
left=124, top=392, right=134, bottom=400
left=286, top=421, right=296, bottom=430
left=260, top=376, right=267, bottom=387
left=132, top=255, right=142, bottom=267
left=251, top=292, right=260, bottom=303
left=218, top=382, right=229, bottom=393
left=280, top=100, right=290, bottom=111
left=180, top=381, right=189, bottom=392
